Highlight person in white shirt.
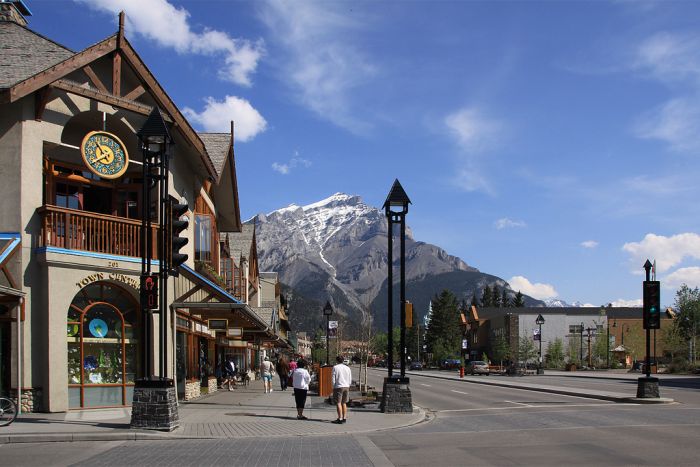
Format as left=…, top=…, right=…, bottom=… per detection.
left=292, top=359, right=311, bottom=420
left=331, top=356, right=352, bottom=424
left=261, top=356, right=275, bottom=393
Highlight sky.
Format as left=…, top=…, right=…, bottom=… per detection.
left=23, top=0, right=700, bottom=308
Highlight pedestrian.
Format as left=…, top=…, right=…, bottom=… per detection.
left=288, top=358, right=297, bottom=388
left=261, top=356, right=275, bottom=393
left=331, top=355, right=352, bottom=424
left=292, top=359, right=311, bottom=420
left=224, top=357, right=236, bottom=391
left=276, top=355, right=289, bottom=391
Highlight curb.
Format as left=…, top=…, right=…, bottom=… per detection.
left=390, top=370, right=675, bottom=404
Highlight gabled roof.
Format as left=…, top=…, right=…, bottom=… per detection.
left=251, top=307, right=276, bottom=328
left=225, top=224, right=256, bottom=262
left=198, top=133, right=230, bottom=180
left=0, top=21, right=73, bottom=89
left=0, top=16, right=218, bottom=179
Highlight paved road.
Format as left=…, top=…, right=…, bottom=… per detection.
left=364, top=368, right=700, bottom=466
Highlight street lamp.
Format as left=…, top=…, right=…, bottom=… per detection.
left=381, top=179, right=413, bottom=414
left=579, top=322, right=584, bottom=366
left=535, top=314, right=545, bottom=374
left=383, top=179, right=411, bottom=379
left=132, top=107, right=178, bottom=431
left=323, top=301, right=333, bottom=365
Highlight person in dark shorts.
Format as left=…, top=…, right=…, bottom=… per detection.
left=292, top=359, right=311, bottom=420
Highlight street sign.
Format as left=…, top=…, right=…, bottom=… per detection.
left=533, top=328, right=541, bottom=341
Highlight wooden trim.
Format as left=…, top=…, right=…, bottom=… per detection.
left=34, top=87, right=51, bottom=121
left=82, top=65, right=109, bottom=94
left=112, top=52, right=121, bottom=96
left=175, top=284, right=202, bottom=304
left=51, top=79, right=170, bottom=121
left=8, top=35, right=117, bottom=103
left=123, top=85, right=145, bottom=101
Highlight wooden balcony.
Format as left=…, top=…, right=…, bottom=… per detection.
left=38, top=205, right=160, bottom=259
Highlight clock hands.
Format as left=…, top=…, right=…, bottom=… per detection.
left=91, top=145, right=115, bottom=164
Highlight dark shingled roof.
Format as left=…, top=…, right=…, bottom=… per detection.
left=0, top=21, right=74, bottom=89
left=224, top=224, right=255, bottom=262
left=198, top=132, right=230, bottom=180
left=251, top=307, right=275, bottom=328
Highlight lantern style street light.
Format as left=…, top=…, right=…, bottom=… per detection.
left=383, top=179, right=411, bottom=379
left=535, top=314, right=545, bottom=374
left=323, top=301, right=333, bottom=365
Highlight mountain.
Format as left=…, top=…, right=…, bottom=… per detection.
left=250, top=193, right=543, bottom=334
left=543, top=298, right=596, bottom=308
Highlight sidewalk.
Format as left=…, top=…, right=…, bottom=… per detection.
left=0, top=380, right=424, bottom=444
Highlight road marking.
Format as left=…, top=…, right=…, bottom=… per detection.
left=505, top=400, right=533, bottom=407
left=421, top=383, right=432, bottom=387
left=439, top=403, right=621, bottom=413
left=451, top=390, right=469, bottom=395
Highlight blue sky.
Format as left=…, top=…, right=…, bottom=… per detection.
left=26, top=0, right=700, bottom=307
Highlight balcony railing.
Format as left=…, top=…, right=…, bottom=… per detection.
left=38, top=205, right=160, bottom=259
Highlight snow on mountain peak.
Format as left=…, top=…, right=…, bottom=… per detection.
left=302, top=193, right=359, bottom=211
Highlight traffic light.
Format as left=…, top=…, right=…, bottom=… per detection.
left=643, top=281, right=661, bottom=330
left=168, top=195, right=188, bottom=276
left=405, top=301, right=413, bottom=328
left=140, top=274, right=158, bottom=310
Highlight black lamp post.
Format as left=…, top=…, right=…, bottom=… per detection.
left=323, top=301, right=333, bottom=365
left=137, top=107, right=172, bottom=380
left=383, top=179, right=411, bottom=379
left=535, top=314, right=545, bottom=374
left=131, top=107, right=178, bottom=431
left=579, top=322, right=584, bottom=366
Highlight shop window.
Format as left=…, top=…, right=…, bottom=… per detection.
left=195, top=214, right=212, bottom=263
left=67, top=282, right=140, bottom=409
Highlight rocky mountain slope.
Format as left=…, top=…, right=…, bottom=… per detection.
left=249, top=193, right=543, bottom=333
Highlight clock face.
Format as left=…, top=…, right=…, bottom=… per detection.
left=80, top=131, right=129, bottom=179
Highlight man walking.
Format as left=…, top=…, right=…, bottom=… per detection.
left=331, top=355, right=352, bottom=424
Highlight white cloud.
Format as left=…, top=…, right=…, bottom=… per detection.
left=257, top=1, right=375, bottom=133
left=272, top=152, right=311, bottom=175
left=444, top=108, right=502, bottom=153
left=622, top=233, right=700, bottom=273
left=495, top=218, right=526, bottom=230
left=610, top=299, right=643, bottom=307
left=634, top=97, right=700, bottom=152
left=508, top=276, right=558, bottom=300
left=76, top=0, right=264, bottom=86
left=663, top=267, right=700, bottom=290
left=581, top=240, right=599, bottom=249
left=183, top=96, right=267, bottom=141
left=632, top=32, right=700, bottom=152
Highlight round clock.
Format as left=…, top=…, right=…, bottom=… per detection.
left=80, top=131, right=129, bottom=179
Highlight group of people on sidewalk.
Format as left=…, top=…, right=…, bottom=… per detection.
left=260, top=355, right=352, bottom=423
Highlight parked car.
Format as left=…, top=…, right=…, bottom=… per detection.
left=466, top=360, right=490, bottom=375
left=409, top=361, right=423, bottom=371
left=441, top=359, right=462, bottom=370
left=374, top=360, right=387, bottom=368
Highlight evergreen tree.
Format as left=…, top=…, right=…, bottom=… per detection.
left=492, top=287, right=501, bottom=308
left=490, top=334, right=510, bottom=365
left=481, top=286, right=492, bottom=307
left=518, top=335, right=538, bottom=364
left=513, top=291, right=525, bottom=307
left=501, top=289, right=510, bottom=308
left=470, top=292, right=479, bottom=309
left=424, top=289, right=461, bottom=365
left=545, top=338, right=565, bottom=368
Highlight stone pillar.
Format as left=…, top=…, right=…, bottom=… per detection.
left=130, top=378, right=179, bottom=431
left=637, top=376, right=660, bottom=398
left=380, top=377, right=413, bottom=414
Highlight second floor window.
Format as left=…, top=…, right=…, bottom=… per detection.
left=195, top=214, right=212, bottom=263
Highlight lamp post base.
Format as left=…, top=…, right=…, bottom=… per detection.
left=380, top=377, right=412, bottom=414
left=536, top=367, right=544, bottom=375
left=636, top=376, right=660, bottom=398
left=130, top=377, right=179, bottom=431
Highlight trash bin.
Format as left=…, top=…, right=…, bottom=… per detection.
left=318, top=365, right=332, bottom=397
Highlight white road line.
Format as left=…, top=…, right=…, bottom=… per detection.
left=421, top=383, right=432, bottom=387
left=439, top=403, right=622, bottom=413
left=505, top=400, right=533, bottom=407
left=451, top=390, right=469, bottom=395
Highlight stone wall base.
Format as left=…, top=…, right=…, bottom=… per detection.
left=130, top=378, right=179, bottom=431
left=10, top=388, right=42, bottom=413
left=206, top=377, right=218, bottom=394
left=380, top=377, right=413, bottom=414
left=184, top=380, right=201, bottom=401
left=637, top=376, right=660, bottom=398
